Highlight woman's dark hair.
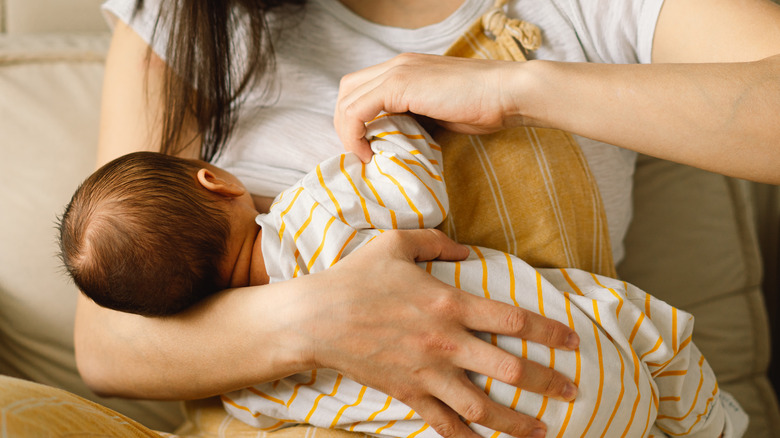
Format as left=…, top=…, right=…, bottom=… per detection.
left=58, top=152, right=231, bottom=317
left=135, top=0, right=305, bottom=161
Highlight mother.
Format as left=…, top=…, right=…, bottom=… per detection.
left=83, top=0, right=780, bottom=437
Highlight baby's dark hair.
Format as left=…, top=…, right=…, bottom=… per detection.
left=58, top=151, right=231, bottom=317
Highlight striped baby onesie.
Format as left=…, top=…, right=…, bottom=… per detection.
left=222, top=114, right=741, bottom=437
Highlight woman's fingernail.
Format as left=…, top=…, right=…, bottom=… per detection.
left=563, top=382, right=578, bottom=401
left=530, top=427, right=546, bottom=438
left=565, top=333, right=580, bottom=350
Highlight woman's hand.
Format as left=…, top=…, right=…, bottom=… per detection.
left=301, top=229, right=579, bottom=438
left=335, top=53, right=528, bottom=162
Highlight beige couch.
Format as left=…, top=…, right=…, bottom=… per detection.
left=1, top=0, right=778, bottom=436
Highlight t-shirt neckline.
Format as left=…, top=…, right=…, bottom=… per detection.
left=312, top=0, right=488, bottom=53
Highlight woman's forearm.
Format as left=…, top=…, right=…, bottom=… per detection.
left=514, top=56, right=780, bottom=183
left=336, top=54, right=779, bottom=183
left=75, top=280, right=315, bottom=399
left=516, top=0, right=780, bottom=183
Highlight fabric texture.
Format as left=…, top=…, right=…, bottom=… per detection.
left=176, top=397, right=367, bottom=438
left=222, top=113, right=740, bottom=437
left=0, top=375, right=360, bottom=438
left=0, top=375, right=168, bottom=438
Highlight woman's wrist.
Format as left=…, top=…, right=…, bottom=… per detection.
left=259, top=275, right=321, bottom=373
left=220, top=278, right=321, bottom=381
left=499, top=59, right=555, bottom=131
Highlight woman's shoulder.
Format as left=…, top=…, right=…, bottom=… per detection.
left=507, top=0, right=663, bottom=64
left=102, top=0, right=170, bottom=60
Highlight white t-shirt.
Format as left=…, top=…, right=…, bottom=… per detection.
left=101, top=0, right=666, bottom=263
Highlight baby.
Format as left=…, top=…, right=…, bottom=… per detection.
left=59, top=114, right=744, bottom=437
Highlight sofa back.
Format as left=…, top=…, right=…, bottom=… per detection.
left=0, top=0, right=107, bottom=34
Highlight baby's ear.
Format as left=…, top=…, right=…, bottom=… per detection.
left=196, top=168, right=245, bottom=197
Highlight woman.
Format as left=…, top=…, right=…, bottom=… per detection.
left=81, top=0, right=780, bottom=437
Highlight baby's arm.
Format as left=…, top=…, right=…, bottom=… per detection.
left=302, top=113, right=448, bottom=231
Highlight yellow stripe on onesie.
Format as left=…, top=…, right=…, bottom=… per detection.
left=224, top=114, right=733, bottom=437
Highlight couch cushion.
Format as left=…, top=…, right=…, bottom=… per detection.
left=0, top=375, right=165, bottom=437
left=0, top=33, right=183, bottom=432
left=618, top=154, right=780, bottom=437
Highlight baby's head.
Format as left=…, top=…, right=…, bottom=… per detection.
left=58, top=152, right=234, bottom=317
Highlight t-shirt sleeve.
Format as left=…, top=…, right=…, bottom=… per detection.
left=101, top=0, right=170, bottom=62
left=551, top=0, right=665, bottom=64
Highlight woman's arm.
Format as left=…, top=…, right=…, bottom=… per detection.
left=335, top=0, right=780, bottom=183
left=522, top=0, right=780, bottom=183
left=75, top=230, right=577, bottom=438
left=74, top=281, right=308, bottom=399
left=78, top=20, right=581, bottom=438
